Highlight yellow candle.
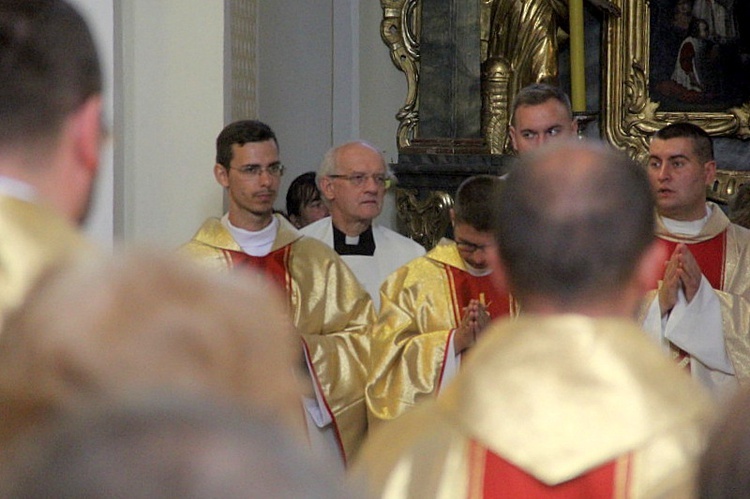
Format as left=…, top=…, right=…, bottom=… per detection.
left=569, top=0, right=586, bottom=112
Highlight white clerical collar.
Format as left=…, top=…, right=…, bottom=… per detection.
left=222, top=214, right=278, bottom=257
left=661, top=205, right=710, bottom=237
left=464, top=261, right=493, bottom=277
left=0, top=175, right=36, bottom=202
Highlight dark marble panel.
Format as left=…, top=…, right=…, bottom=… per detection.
left=392, top=152, right=514, bottom=192
left=715, top=138, right=750, bottom=172
left=420, top=0, right=482, bottom=139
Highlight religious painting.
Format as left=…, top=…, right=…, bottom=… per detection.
left=603, top=0, right=750, bottom=202
left=649, top=0, right=750, bottom=112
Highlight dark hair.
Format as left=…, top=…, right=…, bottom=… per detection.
left=511, top=83, right=572, bottom=125
left=454, top=175, right=505, bottom=233
left=653, top=122, right=714, bottom=163
left=495, top=141, right=655, bottom=305
left=216, top=120, right=278, bottom=169
left=286, top=172, right=321, bottom=218
left=0, top=0, right=102, bottom=145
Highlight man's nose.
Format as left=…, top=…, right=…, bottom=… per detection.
left=258, top=169, right=274, bottom=184
left=657, top=164, right=671, bottom=180
left=363, top=175, right=381, bottom=191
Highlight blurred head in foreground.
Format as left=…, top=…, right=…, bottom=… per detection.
left=0, top=396, right=353, bottom=498
left=699, top=387, right=750, bottom=499
left=0, top=250, right=304, bottom=453
left=493, top=139, right=663, bottom=316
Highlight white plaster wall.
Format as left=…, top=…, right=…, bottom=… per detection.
left=258, top=0, right=405, bottom=228
left=257, top=0, right=333, bottom=210
left=117, top=1, right=225, bottom=248
left=82, top=1, right=408, bottom=239
left=359, top=0, right=404, bottom=165
left=359, top=0, right=408, bottom=228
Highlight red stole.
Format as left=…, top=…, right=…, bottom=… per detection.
left=445, top=266, right=511, bottom=323
left=222, top=247, right=292, bottom=297
left=468, top=441, right=630, bottom=498
left=659, top=232, right=727, bottom=289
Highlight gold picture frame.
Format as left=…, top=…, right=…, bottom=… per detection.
left=381, top=0, right=421, bottom=149
left=602, top=0, right=750, bottom=201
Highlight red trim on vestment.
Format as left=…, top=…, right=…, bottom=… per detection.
left=470, top=440, right=623, bottom=498
left=300, top=339, right=348, bottom=466
left=222, top=246, right=293, bottom=298
left=222, top=247, right=346, bottom=461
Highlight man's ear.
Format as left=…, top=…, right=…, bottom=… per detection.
left=571, top=117, right=579, bottom=135
left=214, top=163, right=229, bottom=188
left=320, top=175, right=335, bottom=201
left=449, top=208, right=455, bottom=225
left=508, top=125, right=518, bottom=152
left=487, top=245, right=509, bottom=294
left=635, top=239, right=669, bottom=294
left=73, top=95, right=103, bottom=174
left=704, top=159, right=717, bottom=186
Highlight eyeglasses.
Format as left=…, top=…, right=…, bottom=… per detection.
left=229, top=163, right=285, bottom=177
left=455, top=239, right=494, bottom=254
left=327, top=173, right=392, bottom=189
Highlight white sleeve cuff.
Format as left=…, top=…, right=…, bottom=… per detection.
left=666, top=275, right=733, bottom=374
left=302, top=347, right=333, bottom=427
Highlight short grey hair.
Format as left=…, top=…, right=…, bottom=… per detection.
left=315, top=140, right=388, bottom=188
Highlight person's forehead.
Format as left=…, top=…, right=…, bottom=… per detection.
left=336, top=145, right=385, bottom=172
left=514, top=100, right=571, bottom=129
left=454, top=222, right=493, bottom=242
left=231, top=140, right=279, bottom=163
left=649, top=136, right=696, bottom=157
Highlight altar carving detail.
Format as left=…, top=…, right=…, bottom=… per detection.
left=382, top=0, right=570, bottom=154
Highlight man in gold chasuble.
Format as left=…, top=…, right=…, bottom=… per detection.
left=366, top=175, right=515, bottom=425
left=0, top=0, right=104, bottom=331
left=182, top=120, right=374, bottom=466
left=353, top=140, right=713, bottom=498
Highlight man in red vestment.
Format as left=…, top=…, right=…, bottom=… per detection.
left=182, top=120, right=374, bottom=466
left=641, top=122, right=750, bottom=399
left=353, top=140, right=713, bottom=497
left=366, top=175, right=514, bottom=424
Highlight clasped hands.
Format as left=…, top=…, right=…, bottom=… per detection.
left=659, top=243, right=702, bottom=316
left=454, top=299, right=492, bottom=353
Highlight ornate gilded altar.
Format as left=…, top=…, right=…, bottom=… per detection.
left=383, top=0, right=750, bottom=249
left=382, top=0, right=590, bottom=248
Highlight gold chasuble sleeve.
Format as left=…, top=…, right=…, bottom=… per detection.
left=290, top=236, right=375, bottom=463
left=182, top=215, right=374, bottom=462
